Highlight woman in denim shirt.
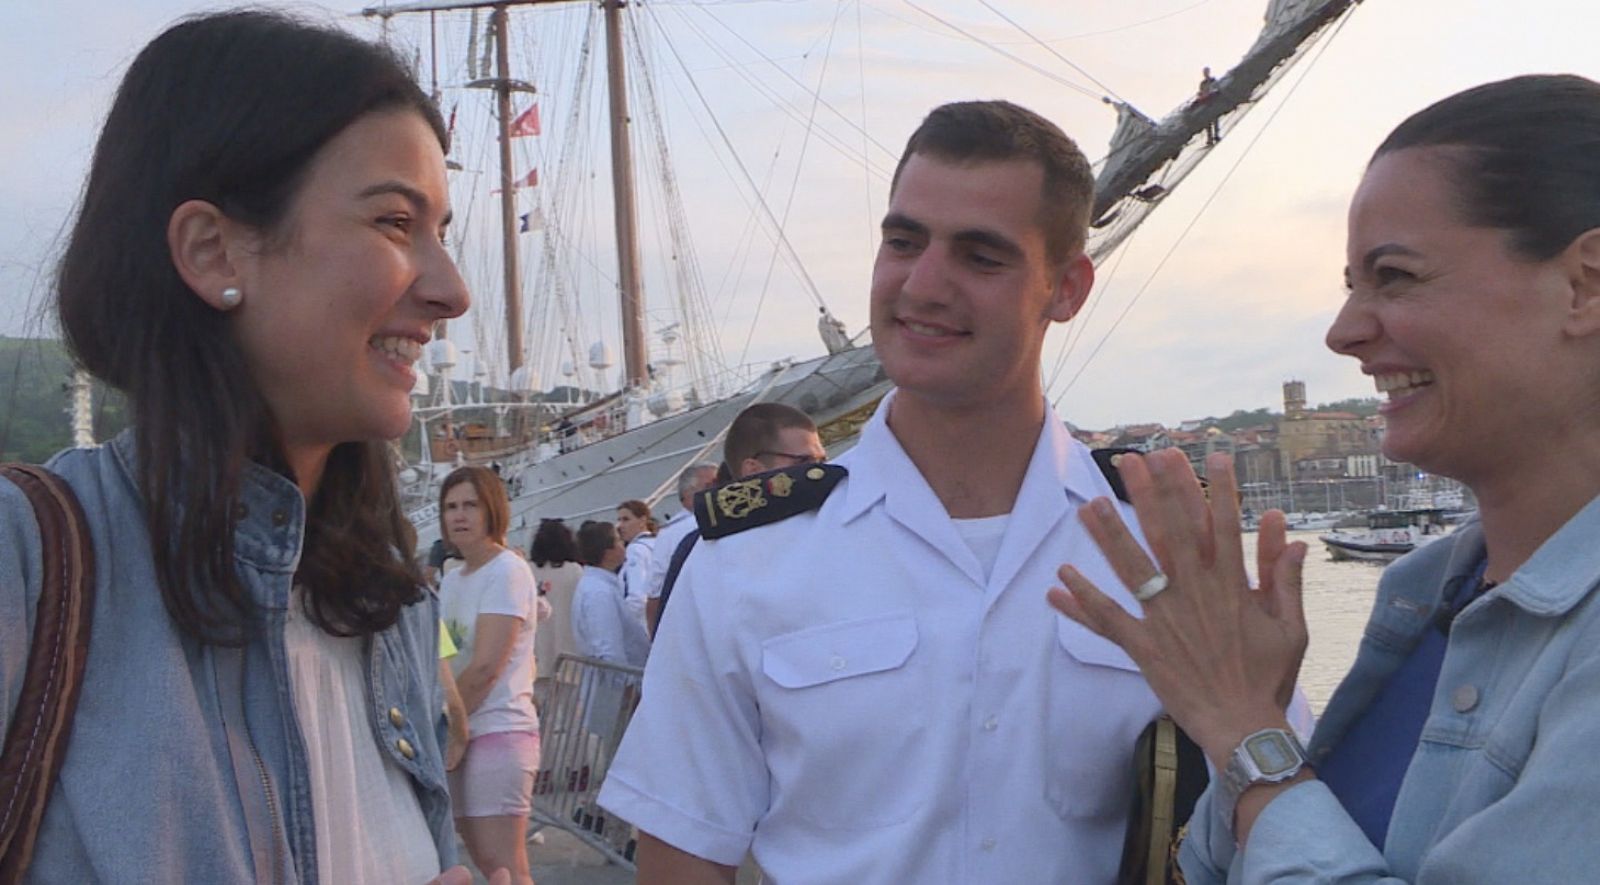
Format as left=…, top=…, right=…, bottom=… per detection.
left=0, top=12, right=506, bottom=884
left=1050, top=75, right=1600, bottom=883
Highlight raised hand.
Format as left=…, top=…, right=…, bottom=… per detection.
left=1047, top=450, right=1308, bottom=764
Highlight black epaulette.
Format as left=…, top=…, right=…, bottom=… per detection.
left=694, top=463, right=847, bottom=539
left=1089, top=447, right=1210, bottom=505
left=1090, top=447, right=1139, bottom=504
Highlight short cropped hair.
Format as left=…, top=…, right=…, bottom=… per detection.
left=577, top=520, right=619, bottom=567
left=676, top=462, right=719, bottom=502
left=891, top=100, right=1094, bottom=262
left=724, top=403, right=817, bottom=471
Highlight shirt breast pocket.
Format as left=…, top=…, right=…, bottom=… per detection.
left=1044, top=617, right=1156, bottom=824
left=759, top=612, right=927, bottom=828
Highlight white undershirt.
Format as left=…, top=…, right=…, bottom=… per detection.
left=952, top=513, right=1011, bottom=582
left=284, top=587, right=440, bottom=884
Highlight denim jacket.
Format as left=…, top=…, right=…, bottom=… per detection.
left=0, top=431, right=455, bottom=883
left=1180, top=494, right=1600, bottom=884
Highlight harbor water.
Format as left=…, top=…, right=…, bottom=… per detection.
left=1242, top=529, right=1386, bottom=713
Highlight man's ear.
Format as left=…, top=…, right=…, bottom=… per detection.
left=1562, top=227, right=1600, bottom=339
left=1047, top=252, right=1095, bottom=323
left=167, top=199, right=250, bottom=311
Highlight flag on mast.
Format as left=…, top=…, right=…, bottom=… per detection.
left=509, top=103, right=541, bottom=137
left=490, top=168, right=538, bottom=194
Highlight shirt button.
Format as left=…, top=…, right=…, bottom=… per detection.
left=1452, top=684, right=1480, bottom=713
left=271, top=509, right=289, bottom=527
left=983, top=716, right=998, bottom=732
left=389, top=707, right=406, bottom=728
left=980, top=838, right=996, bottom=851
left=396, top=738, right=416, bottom=760
left=830, top=655, right=846, bottom=671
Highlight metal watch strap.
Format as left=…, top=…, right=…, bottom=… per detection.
left=1217, top=727, right=1308, bottom=831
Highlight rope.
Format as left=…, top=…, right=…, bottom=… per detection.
left=644, top=3, right=829, bottom=308
left=737, top=0, right=851, bottom=367
left=975, top=0, right=1127, bottom=105
left=899, top=1, right=1107, bottom=103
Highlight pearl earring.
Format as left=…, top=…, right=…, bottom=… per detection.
left=219, top=286, right=242, bottom=310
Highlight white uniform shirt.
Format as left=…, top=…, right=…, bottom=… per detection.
left=599, top=394, right=1168, bottom=883
left=620, top=534, right=655, bottom=626
left=646, top=509, right=696, bottom=599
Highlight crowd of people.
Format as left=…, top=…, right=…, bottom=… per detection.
left=4, top=7, right=1600, bottom=885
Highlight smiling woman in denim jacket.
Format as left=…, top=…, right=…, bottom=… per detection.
left=1049, top=74, right=1600, bottom=884
left=0, top=11, right=506, bottom=884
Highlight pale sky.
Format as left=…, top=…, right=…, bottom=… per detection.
left=2, top=0, right=1597, bottom=429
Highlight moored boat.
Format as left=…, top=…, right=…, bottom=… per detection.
left=1320, top=509, right=1451, bottom=563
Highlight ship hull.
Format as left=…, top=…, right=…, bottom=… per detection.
left=410, top=346, right=889, bottom=547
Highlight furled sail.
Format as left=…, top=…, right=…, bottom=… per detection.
left=1087, top=0, right=1362, bottom=261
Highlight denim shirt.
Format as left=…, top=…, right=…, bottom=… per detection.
left=0, top=431, right=455, bottom=883
left=1180, top=494, right=1600, bottom=884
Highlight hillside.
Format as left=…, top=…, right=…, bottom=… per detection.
left=0, top=337, right=129, bottom=463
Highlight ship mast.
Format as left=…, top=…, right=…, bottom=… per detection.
left=604, top=0, right=647, bottom=389
left=364, top=0, right=648, bottom=388
left=490, top=7, right=525, bottom=375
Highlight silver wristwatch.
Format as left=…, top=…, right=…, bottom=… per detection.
left=1217, top=727, right=1309, bottom=827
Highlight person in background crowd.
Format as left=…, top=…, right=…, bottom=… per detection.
left=652, top=402, right=827, bottom=634
left=0, top=10, right=500, bottom=883
left=531, top=517, right=583, bottom=705
left=615, top=499, right=655, bottom=629
left=426, top=536, right=460, bottom=588
left=645, top=463, right=719, bottom=635
left=438, top=466, right=547, bottom=885
left=1052, top=73, right=1600, bottom=884
left=572, top=521, right=650, bottom=669
left=439, top=621, right=471, bottom=772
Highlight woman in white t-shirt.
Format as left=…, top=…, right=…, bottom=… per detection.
left=438, top=467, right=548, bottom=885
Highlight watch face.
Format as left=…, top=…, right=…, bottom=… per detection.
left=1246, top=732, right=1300, bottom=776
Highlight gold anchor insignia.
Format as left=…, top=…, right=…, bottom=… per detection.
left=767, top=472, right=795, bottom=498
left=717, top=479, right=768, bottom=519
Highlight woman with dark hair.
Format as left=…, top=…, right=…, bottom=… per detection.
left=1051, top=74, right=1600, bottom=882
left=0, top=11, right=495, bottom=883
left=437, top=467, right=545, bottom=885
left=531, top=518, right=582, bottom=700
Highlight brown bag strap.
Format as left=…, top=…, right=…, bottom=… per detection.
left=0, top=464, right=96, bottom=882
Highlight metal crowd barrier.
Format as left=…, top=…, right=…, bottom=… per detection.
left=531, top=653, right=645, bottom=868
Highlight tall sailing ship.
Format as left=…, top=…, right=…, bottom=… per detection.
left=361, top=0, right=1367, bottom=546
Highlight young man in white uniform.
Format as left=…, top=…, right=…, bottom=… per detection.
left=600, top=101, right=1179, bottom=883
